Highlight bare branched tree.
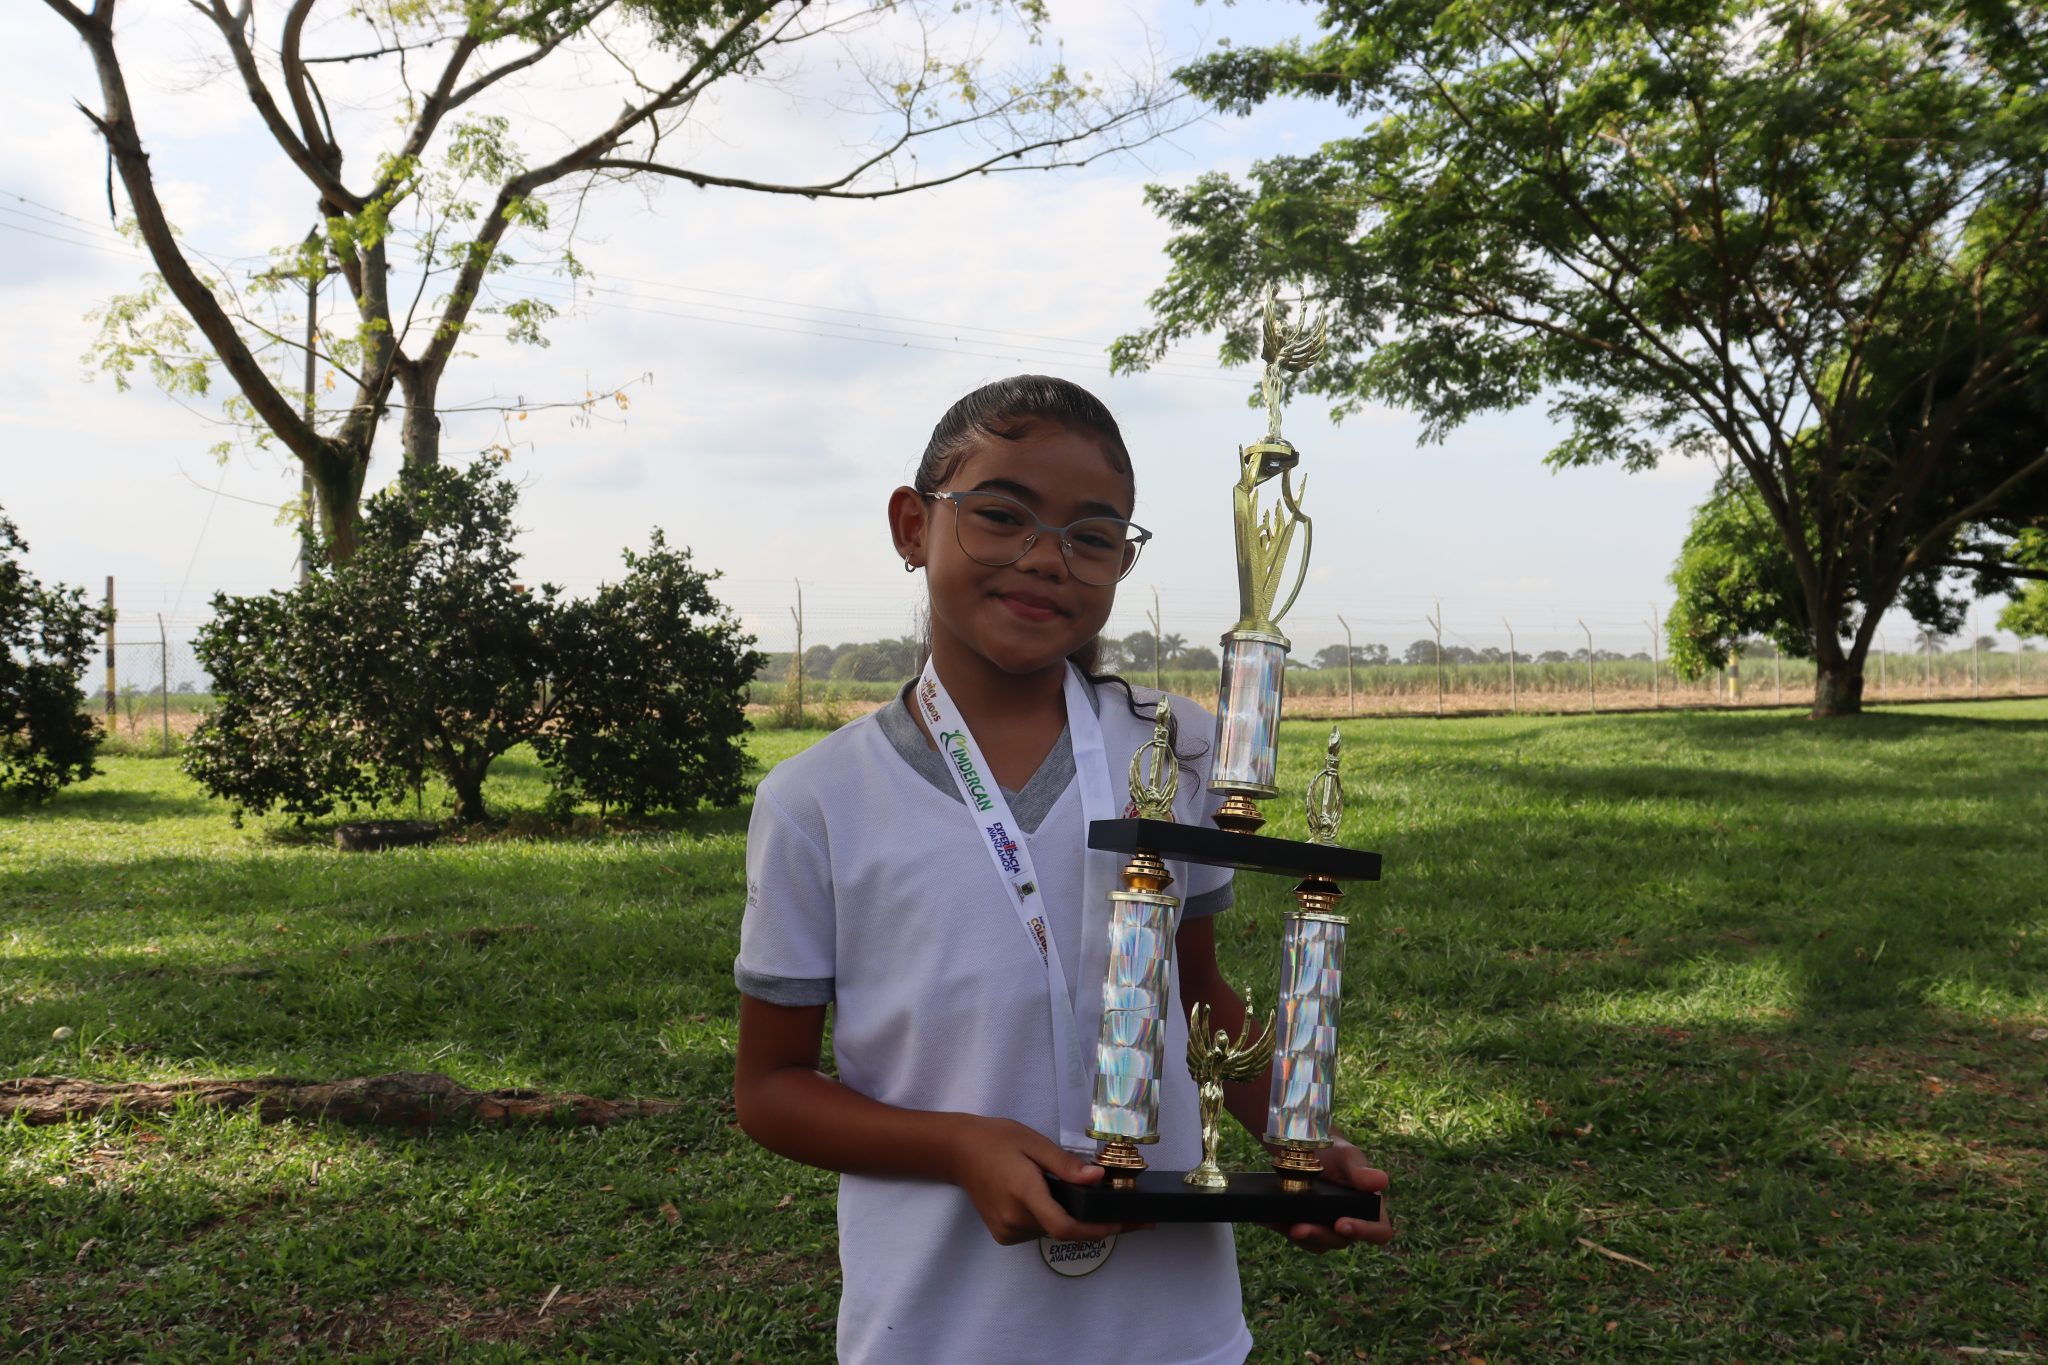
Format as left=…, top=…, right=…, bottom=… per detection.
left=43, top=0, right=1184, bottom=557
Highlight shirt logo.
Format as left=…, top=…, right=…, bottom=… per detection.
left=936, top=729, right=994, bottom=812
left=985, top=821, right=1022, bottom=876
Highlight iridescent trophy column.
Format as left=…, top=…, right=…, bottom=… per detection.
left=1210, top=289, right=1327, bottom=835
left=1088, top=701, right=1183, bottom=1186
left=1265, top=731, right=1350, bottom=1190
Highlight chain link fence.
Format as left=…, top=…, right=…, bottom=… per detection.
left=81, top=639, right=213, bottom=753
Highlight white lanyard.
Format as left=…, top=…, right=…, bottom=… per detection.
left=915, top=658, right=1119, bottom=1152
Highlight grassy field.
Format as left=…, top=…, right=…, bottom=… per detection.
left=5, top=705, right=2046, bottom=1362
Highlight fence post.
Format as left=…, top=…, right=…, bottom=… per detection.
left=1774, top=649, right=1782, bottom=705
left=790, top=579, right=804, bottom=726
left=1925, top=633, right=1933, bottom=696
left=1972, top=610, right=1981, bottom=698
left=103, top=576, right=116, bottom=730
left=1337, top=614, right=1355, bottom=719
left=1579, top=619, right=1595, bottom=713
left=157, top=614, right=170, bottom=755
left=1878, top=631, right=1887, bottom=697
left=1434, top=603, right=1445, bottom=718
left=1502, top=617, right=1517, bottom=713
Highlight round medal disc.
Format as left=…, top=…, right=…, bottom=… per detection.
left=1038, top=1232, right=1116, bottom=1278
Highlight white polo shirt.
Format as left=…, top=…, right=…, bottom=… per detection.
left=737, top=679, right=1253, bottom=1365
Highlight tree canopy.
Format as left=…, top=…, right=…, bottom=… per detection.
left=1117, top=0, right=2048, bottom=715
left=46, top=0, right=1182, bottom=557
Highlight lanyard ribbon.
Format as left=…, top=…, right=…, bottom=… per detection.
left=916, top=659, right=1118, bottom=1152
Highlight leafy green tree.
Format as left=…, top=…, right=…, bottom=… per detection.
left=0, top=511, right=104, bottom=801
left=1996, top=531, right=2048, bottom=641
left=44, top=0, right=1181, bottom=559
left=188, top=461, right=754, bottom=823
left=1117, top=1, right=2048, bottom=716
left=830, top=646, right=896, bottom=683
left=540, top=532, right=761, bottom=816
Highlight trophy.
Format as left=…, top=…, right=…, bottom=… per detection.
left=1052, top=287, right=1382, bottom=1227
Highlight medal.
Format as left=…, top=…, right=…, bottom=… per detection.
left=1038, top=1232, right=1116, bottom=1277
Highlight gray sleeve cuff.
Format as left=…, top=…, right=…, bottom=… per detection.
left=735, top=964, right=835, bottom=1006
left=1181, top=883, right=1234, bottom=920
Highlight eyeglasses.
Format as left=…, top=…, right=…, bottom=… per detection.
left=925, top=490, right=1151, bottom=586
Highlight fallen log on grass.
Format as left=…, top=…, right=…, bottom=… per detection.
left=0, top=1071, right=680, bottom=1129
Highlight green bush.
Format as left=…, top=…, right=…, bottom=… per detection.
left=187, top=462, right=757, bottom=824
left=0, top=509, right=104, bottom=800
left=539, top=532, right=762, bottom=816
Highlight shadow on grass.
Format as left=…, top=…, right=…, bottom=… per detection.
left=5, top=785, right=215, bottom=824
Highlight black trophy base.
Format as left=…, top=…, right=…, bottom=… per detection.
left=1047, top=1168, right=1381, bottom=1226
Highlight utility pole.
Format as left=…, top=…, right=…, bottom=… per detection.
left=1645, top=603, right=1660, bottom=708
left=1972, top=609, right=1981, bottom=698
left=297, top=230, right=324, bottom=585
left=1147, top=586, right=1163, bottom=692
left=103, top=576, right=116, bottom=730
left=1578, top=619, right=1595, bottom=712
left=1337, top=614, right=1355, bottom=719
left=1878, top=631, right=1887, bottom=696
left=1435, top=605, right=1446, bottom=717
left=1502, top=617, right=1517, bottom=712
left=789, top=579, right=804, bottom=725
left=1773, top=647, right=1782, bottom=704
left=156, top=614, right=171, bottom=754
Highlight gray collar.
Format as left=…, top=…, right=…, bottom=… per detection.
left=876, top=677, right=1099, bottom=836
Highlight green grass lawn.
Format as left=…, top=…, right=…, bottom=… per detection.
left=4, top=706, right=2046, bottom=1362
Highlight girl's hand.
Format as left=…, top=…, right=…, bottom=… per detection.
left=944, top=1114, right=1149, bottom=1246
left=1273, top=1136, right=1393, bottom=1254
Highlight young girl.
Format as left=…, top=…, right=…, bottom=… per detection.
left=733, top=376, right=1390, bottom=1363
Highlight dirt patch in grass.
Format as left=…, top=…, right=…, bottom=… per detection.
left=315, top=1284, right=655, bottom=1350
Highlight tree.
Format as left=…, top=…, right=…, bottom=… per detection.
left=1997, top=531, right=2048, bottom=641
left=187, top=460, right=755, bottom=823
left=45, top=0, right=1182, bottom=559
left=1116, top=1, right=2048, bottom=717
left=0, top=510, right=104, bottom=801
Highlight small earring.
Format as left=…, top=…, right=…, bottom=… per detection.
left=904, top=558, right=918, bottom=573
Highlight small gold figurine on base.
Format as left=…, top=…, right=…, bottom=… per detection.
left=1183, top=999, right=1276, bottom=1189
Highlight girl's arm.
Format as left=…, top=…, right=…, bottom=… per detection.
left=1174, top=914, right=1394, bottom=1252
left=734, top=994, right=1138, bottom=1246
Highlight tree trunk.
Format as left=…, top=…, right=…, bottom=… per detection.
left=1812, top=656, right=1866, bottom=717
left=306, top=444, right=370, bottom=562
left=448, top=765, right=489, bottom=823
left=400, top=366, right=443, bottom=470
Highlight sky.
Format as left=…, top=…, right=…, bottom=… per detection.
left=0, top=0, right=2012, bottom=666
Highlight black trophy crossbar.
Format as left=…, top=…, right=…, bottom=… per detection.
left=1087, top=817, right=1382, bottom=883
left=1048, top=1170, right=1381, bottom=1226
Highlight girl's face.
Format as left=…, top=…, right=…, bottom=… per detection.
left=892, top=422, right=1133, bottom=678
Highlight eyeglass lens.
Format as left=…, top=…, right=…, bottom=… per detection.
left=947, top=491, right=1141, bottom=585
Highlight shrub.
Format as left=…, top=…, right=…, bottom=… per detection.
left=539, top=532, right=762, bottom=816
left=0, top=509, right=104, bottom=800
left=188, top=462, right=757, bottom=825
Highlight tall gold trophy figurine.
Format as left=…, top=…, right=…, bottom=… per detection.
left=1054, top=283, right=1383, bottom=1227
left=1212, top=288, right=1327, bottom=835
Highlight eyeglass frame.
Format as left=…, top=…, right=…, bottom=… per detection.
left=921, top=489, right=1153, bottom=585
